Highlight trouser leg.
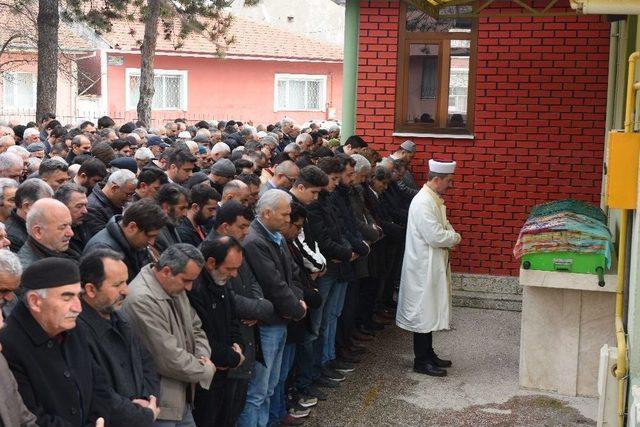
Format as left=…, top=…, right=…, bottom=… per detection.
left=413, top=332, right=434, bottom=365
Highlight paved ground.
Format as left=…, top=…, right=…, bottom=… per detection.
left=305, top=307, right=598, bottom=426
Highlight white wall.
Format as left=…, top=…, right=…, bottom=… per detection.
left=230, top=0, right=345, bottom=46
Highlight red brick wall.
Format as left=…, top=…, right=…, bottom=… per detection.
left=356, top=0, right=610, bottom=276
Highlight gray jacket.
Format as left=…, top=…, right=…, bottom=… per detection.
left=0, top=353, right=37, bottom=427
left=398, top=170, right=419, bottom=198
left=228, top=258, right=277, bottom=379
left=123, top=265, right=215, bottom=422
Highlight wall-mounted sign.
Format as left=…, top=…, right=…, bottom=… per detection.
left=108, top=56, right=124, bottom=66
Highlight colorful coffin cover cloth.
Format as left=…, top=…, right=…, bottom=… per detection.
left=514, top=199, right=613, bottom=269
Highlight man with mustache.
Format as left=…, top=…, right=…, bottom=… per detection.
left=77, top=248, right=161, bottom=426
left=55, top=183, right=90, bottom=254
left=0, top=257, right=111, bottom=426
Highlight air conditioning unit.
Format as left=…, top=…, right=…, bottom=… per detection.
left=597, top=344, right=618, bottom=427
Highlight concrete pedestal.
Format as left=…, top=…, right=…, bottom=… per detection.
left=519, top=268, right=617, bottom=397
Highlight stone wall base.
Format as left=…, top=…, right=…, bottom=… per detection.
left=452, top=273, right=522, bottom=312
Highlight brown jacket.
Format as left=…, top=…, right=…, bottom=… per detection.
left=123, top=265, right=215, bottom=421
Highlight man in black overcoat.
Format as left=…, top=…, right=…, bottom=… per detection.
left=0, top=257, right=111, bottom=426
left=78, top=248, right=160, bottom=426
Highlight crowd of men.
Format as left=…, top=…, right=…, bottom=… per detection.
left=0, top=114, right=423, bottom=427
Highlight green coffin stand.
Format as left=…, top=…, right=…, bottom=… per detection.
left=521, top=251, right=607, bottom=275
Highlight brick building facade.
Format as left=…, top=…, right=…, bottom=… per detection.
left=356, top=0, right=610, bottom=276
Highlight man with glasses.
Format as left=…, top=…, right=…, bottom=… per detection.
left=86, top=169, right=138, bottom=235
left=259, top=160, right=299, bottom=196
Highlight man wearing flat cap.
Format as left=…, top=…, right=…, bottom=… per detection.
left=390, top=140, right=419, bottom=198
left=208, top=158, right=236, bottom=194
left=146, top=135, right=170, bottom=158
left=0, top=257, right=111, bottom=426
left=396, top=159, right=461, bottom=377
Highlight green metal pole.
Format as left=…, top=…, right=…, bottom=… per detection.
left=341, top=0, right=359, bottom=143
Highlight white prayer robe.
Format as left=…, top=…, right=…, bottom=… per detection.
left=396, top=184, right=461, bottom=333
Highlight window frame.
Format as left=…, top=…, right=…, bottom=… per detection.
left=125, top=68, right=188, bottom=111
left=395, top=2, right=477, bottom=135
left=2, top=71, right=36, bottom=110
left=273, top=73, right=327, bottom=112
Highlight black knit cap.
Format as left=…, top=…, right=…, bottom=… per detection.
left=21, top=258, right=81, bottom=290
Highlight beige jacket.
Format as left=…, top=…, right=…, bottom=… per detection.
left=123, top=264, right=215, bottom=421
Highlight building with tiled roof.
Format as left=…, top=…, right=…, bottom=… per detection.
left=0, top=6, right=95, bottom=53
left=91, top=13, right=344, bottom=125
left=0, top=5, right=344, bottom=126
left=0, top=4, right=98, bottom=123
left=100, top=15, right=343, bottom=62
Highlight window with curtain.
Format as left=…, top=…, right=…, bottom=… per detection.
left=126, top=69, right=187, bottom=110
left=274, top=74, right=326, bottom=112
left=3, top=72, right=36, bottom=109
left=395, top=4, right=476, bottom=133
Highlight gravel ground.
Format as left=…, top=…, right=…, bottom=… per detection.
left=303, top=307, right=597, bottom=426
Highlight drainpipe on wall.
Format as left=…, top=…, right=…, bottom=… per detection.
left=602, top=21, right=619, bottom=211
left=340, top=0, right=359, bottom=143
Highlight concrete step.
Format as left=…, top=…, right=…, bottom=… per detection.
left=453, top=289, right=522, bottom=312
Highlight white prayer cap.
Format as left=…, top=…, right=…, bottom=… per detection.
left=23, top=127, right=40, bottom=139
left=428, top=159, right=456, bottom=174
left=178, top=131, right=192, bottom=139
left=211, top=142, right=230, bottom=154
left=134, top=147, right=155, bottom=160
left=257, top=131, right=267, bottom=138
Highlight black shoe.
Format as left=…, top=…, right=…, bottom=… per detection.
left=329, top=359, right=356, bottom=373
left=432, top=355, right=452, bottom=368
left=352, top=330, right=374, bottom=342
left=304, top=386, right=327, bottom=401
left=413, top=362, right=447, bottom=377
left=321, top=366, right=345, bottom=382
left=315, top=376, right=341, bottom=388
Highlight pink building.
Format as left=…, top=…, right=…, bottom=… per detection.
left=0, top=10, right=344, bottom=127
left=0, top=6, right=95, bottom=124
left=93, top=16, right=344, bottom=126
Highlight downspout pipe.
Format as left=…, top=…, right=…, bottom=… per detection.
left=571, top=0, right=640, bottom=15
left=340, top=0, right=359, bottom=143
left=602, top=21, right=619, bottom=210
left=615, top=50, right=640, bottom=427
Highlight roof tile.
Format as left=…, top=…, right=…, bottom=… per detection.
left=101, top=15, right=343, bottom=61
